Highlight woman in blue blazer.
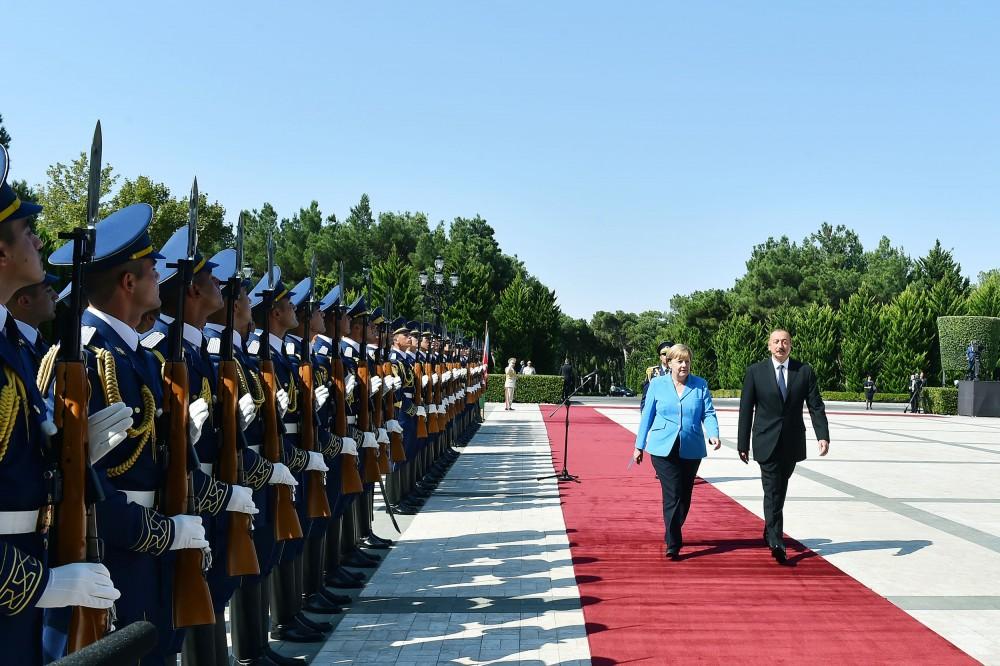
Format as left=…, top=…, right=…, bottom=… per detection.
left=633, top=344, right=721, bottom=559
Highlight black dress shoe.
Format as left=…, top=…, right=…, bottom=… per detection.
left=351, top=547, right=381, bottom=563
left=264, top=646, right=307, bottom=664
left=319, top=588, right=352, bottom=605
left=770, top=545, right=787, bottom=564
left=342, top=551, right=378, bottom=568
left=361, top=535, right=391, bottom=550
left=325, top=567, right=366, bottom=588
left=302, top=594, right=342, bottom=614
left=368, top=533, right=394, bottom=546
left=295, top=613, right=332, bottom=633
left=270, top=624, right=324, bottom=643
left=665, top=547, right=681, bottom=561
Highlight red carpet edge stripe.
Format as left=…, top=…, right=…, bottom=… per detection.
left=540, top=404, right=974, bottom=665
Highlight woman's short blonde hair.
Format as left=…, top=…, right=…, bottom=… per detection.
left=665, top=344, right=692, bottom=363
left=508, top=357, right=516, bottom=365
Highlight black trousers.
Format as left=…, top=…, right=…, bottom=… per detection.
left=650, top=442, right=701, bottom=551
left=759, top=456, right=797, bottom=549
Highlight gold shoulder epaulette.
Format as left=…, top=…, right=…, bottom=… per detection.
left=36, top=342, right=61, bottom=396
left=646, top=366, right=656, bottom=381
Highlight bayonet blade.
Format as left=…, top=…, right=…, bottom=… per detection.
left=310, top=253, right=317, bottom=302
left=187, top=177, right=199, bottom=260
left=266, top=231, right=275, bottom=290
left=235, top=212, right=245, bottom=275
left=338, top=261, right=345, bottom=307
left=86, top=121, right=102, bottom=228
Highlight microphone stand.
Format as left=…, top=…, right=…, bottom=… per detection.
left=537, top=372, right=595, bottom=483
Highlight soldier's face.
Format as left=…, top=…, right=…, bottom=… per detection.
left=275, top=296, right=297, bottom=330
left=0, top=218, right=44, bottom=291
left=310, top=309, right=324, bottom=335
left=135, top=258, right=161, bottom=312
left=234, top=287, right=252, bottom=330
left=194, top=270, right=224, bottom=314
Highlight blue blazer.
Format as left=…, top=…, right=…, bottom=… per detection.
left=634, top=374, right=720, bottom=459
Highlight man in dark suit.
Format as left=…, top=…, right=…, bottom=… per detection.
left=559, top=357, right=575, bottom=401
left=737, top=329, right=830, bottom=564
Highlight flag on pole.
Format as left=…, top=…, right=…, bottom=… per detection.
left=481, top=321, right=490, bottom=385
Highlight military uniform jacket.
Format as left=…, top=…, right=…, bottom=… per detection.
left=311, top=335, right=340, bottom=457
left=247, top=331, right=308, bottom=474
left=0, top=311, right=52, bottom=617
left=640, top=365, right=670, bottom=412
left=141, top=318, right=233, bottom=516
left=389, top=347, right=416, bottom=418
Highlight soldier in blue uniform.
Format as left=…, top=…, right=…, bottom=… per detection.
left=48, top=203, right=214, bottom=665
left=139, top=226, right=261, bottom=664
left=386, top=318, right=416, bottom=514
left=1, top=147, right=124, bottom=665
left=6, top=273, right=58, bottom=378
left=313, top=286, right=366, bottom=591
left=640, top=341, right=674, bottom=412
left=285, top=277, right=345, bottom=618
left=246, top=267, right=331, bottom=643
left=359, top=306, right=392, bottom=553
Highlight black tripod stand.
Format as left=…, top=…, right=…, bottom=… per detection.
left=537, top=372, right=595, bottom=483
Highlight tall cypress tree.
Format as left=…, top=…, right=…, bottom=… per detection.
left=791, top=303, right=840, bottom=390
left=840, top=287, right=885, bottom=391
left=714, top=314, right=766, bottom=389
left=880, top=286, right=932, bottom=392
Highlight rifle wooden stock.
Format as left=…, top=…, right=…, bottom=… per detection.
left=356, top=363, right=381, bottom=484
left=425, top=362, right=439, bottom=433
left=162, top=360, right=215, bottom=629
left=412, top=362, right=428, bottom=438
left=52, top=361, right=109, bottom=652
left=332, top=356, right=363, bottom=494
left=298, top=362, right=331, bottom=519
left=260, top=359, right=303, bottom=541
left=383, top=361, right=406, bottom=463
left=218, top=359, right=260, bottom=576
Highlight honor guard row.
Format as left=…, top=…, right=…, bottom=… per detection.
left=0, top=135, right=486, bottom=664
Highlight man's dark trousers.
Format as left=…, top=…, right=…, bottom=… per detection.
left=759, top=454, right=796, bottom=548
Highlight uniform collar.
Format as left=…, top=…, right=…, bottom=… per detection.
left=87, top=306, right=140, bottom=351
left=316, top=334, right=333, bottom=346
left=0, top=306, right=8, bottom=334
left=269, top=332, right=284, bottom=352
left=204, top=322, right=243, bottom=349
left=341, top=336, right=360, bottom=354
left=161, top=313, right=203, bottom=348
left=14, top=318, right=38, bottom=345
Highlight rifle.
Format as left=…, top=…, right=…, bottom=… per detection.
left=333, top=263, right=363, bottom=494
left=357, top=273, right=380, bottom=484
left=217, top=215, right=260, bottom=576
left=299, top=256, right=331, bottom=519
left=50, top=121, right=109, bottom=652
left=162, top=178, right=215, bottom=628
left=374, top=296, right=389, bottom=474
left=413, top=321, right=428, bottom=438
left=384, top=295, right=405, bottom=464
left=258, top=234, right=303, bottom=541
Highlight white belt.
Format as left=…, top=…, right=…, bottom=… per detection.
left=285, top=423, right=299, bottom=434
left=249, top=445, right=261, bottom=454
left=123, top=490, right=156, bottom=508
left=0, top=509, right=40, bottom=535
left=199, top=463, right=213, bottom=476
left=403, top=392, right=413, bottom=398
left=346, top=416, right=357, bottom=424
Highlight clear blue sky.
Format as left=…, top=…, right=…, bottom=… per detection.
left=5, top=2, right=999, bottom=319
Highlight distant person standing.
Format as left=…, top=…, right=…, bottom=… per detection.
left=522, top=360, right=536, bottom=375
left=737, top=329, right=830, bottom=565
left=560, top=357, right=575, bottom=401
left=863, top=375, right=877, bottom=410
left=967, top=341, right=976, bottom=380
left=640, top=341, right=673, bottom=412
left=504, top=357, right=518, bottom=410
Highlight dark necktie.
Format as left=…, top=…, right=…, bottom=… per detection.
left=777, top=364, right=787, bottom=401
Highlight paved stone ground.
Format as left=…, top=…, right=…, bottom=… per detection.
left=603, top=405, right=1000, bottom=665
left=310, top=404, right=592, bottom=665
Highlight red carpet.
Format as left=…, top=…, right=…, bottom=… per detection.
left=540, top=405, right=975, bottom=665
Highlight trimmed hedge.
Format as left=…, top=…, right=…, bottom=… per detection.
left=710, top=389, right=909, bottom=403
left=923, top=387, right=958, bottom=415
left=938, top=316, right=1000, bottom=384
left=485, top=374, right=564, bottom=404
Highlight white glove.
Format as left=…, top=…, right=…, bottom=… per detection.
left=238, top=393, right=257, bottom=431
left=386, top=419, right=403, bottom=434
left=381, top=379, right=393, bottom=395
left=340, top=436, right=358, bottom=456
left=432, top=374, right=439, bottom=385
left=306, top=451, right=329, bottom=472
left=36, top=562, right=121, bottom=610
left=275, top=389, right=289, bottom=417
left=369, top=376, right=382, bottom=397
left=416, top=406, right=427, bottom=417
left=314, top=385, right=330, bottom=410
left=421, top=375, right=429, bottom=388
left=188, top=398, right=210, bottom=445
left=377, top=427, right=389, bottom=444
left=442, top=371, right=452, bottom=382
left=362, top=431, right=378, bottom=449
left=225, top=485, right=259, bottom=514
left=428, top=404, right=438, bottom=414
left=169, top=515, right=210, bottom=550
left=268, top=462, right=298, bottom=486
left=345, top=374, right=357, bottom=396
left=88, top=402, right=133, bottom=464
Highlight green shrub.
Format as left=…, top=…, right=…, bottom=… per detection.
left=923, top=387, right=958, bottom=415
left=937, top=316, right=1000, bottom=384
left=710, top=389, right=909, bottom=403
left=485, top=374, right=564, bottom=404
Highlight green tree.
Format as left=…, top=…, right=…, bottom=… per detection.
left=967, top=271, right=1000, bottom=317
left=714, top=314, right=766, bottom=389
left=241, top=203, right=279, bottom=281
left=861, top=236, right=912, bottom=302
left=790, top=303, right=840, bottom=390
left=492, top=274, right=562, bottom=373
left=445, top=259, right=494, bottom=335
left=35, top=153, right=117, bottom=246
left=880, top=286, right=932, bottom=392
left=912, top=240, right=971, bottom=295
left=370, top=245, right=421, bottom=320
left=666, top=288, right=731, bottom=387
left=839, top=287, right=885, bottom=391
left=0, top=113, right=10, bottom=148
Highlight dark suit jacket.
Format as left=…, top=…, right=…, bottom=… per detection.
left=737, top=358, right=830, bottom=463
